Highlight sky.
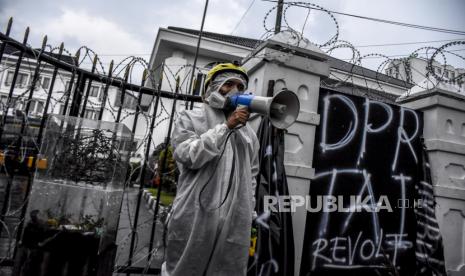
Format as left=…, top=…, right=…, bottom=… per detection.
left=1, top=0, right=464, bottom=80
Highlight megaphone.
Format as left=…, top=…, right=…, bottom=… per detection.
left=228, top=90, right=300, bottom=129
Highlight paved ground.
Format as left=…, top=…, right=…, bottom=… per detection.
left=0, top=175, right=164, bottom=276
left=114, top=185, right=165, bottom=275
left=0, top=175, right=27, bottom=276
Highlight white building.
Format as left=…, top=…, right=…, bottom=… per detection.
left=149, top=27, right=411, bottom=99
left=146, top=26, right=412, bottom=148
left=385, top=57, right=464, bottom=94
left=0, top=44, right=75, bottom=118
left=0, top=43, right=149, bottom=153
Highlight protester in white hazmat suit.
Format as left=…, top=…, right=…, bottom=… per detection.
left=161, top=63, right=260, bottom=276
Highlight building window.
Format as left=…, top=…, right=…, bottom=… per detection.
left=115, top=89, right=138, bottom=110
left=58, top=104, right=68, bottom=115
left=0, top=95, right=17, bottom=115
left=394, top=66, right=399, bottom=79
left=0, top=94, right=8, bottom=109
left=89, top=85, right=100, bottom=97
left=35, top=101, right=44, bottom=114
left=42, top=77, right=51, bottom=90
left=27, top=100, right=45, bottom=116
left=14, top=98, right=24, bottom=110
left=99, top=89, right=105, bottom=101
left=33, top=76, right=51, bottom=90
left=17, top=73, right=28, bottom=88
left=84, top=109, right=98, bottom=120
left=65, top=81, right=71, bottom=92
left=407, top=72, right=412, bottom=83
left=5, top=71, right=28, bottom=88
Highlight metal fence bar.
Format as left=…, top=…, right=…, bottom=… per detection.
left=0, top=25, right=198, bottom=274
left=115, top=69, right=148, bottom=276
left=147, top=77, right=179, bottom=261
left=0, top=32, right=203, bottom=103
left=0, top=27, right=30, bottom=243
left=0, top=18, right=13, bottom=68
left=98, top=61, right=113, bottom=121
left=19, top=36, right=47, bottom=135
left=37, top=42, right=64, bottom=142
left=127, top=72, right=164, bottom=272
left=0, top=27, right=29, bottom=143
left=116, top=66, right=130, bottom=123
left=69, top=69, right=86, bottom=117
left=79, top=55, right=98, bottom=118
left=13, top=43, right=66, bottom=259
left=62, top=50, right=80, bottom=116
left=132, top=69, right=147, bottom=135
left=7, top=37, right=48, bottom=259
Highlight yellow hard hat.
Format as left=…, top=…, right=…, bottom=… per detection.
left=204, top=63, right=248, bottom=90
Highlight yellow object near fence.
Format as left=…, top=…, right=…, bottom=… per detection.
left=249, top=236, right=257, bottom=257
left=26, top=157, right=48, bottom=169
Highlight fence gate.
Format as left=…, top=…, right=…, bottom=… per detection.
left=0, top=18, right=202, bottom=275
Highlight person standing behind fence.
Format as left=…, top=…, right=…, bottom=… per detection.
left=161, top=63, right=259, bottom=276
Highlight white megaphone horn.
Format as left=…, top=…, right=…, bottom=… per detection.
left=228, top=90, right=300, bottom=129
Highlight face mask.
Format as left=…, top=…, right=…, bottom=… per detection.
left=205, top=75, right=247, bottom=110
left=207, top=91, right=228, bottom=110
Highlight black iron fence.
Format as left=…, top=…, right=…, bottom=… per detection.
left=0, top=18, right=203, bottom=275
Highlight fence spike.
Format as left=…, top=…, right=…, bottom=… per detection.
left=142, top=69, right=148, bottom=82
left=109, top=60, right=114, bottom=74
left=92, top=54, right=98, bottom=66
left=23, top=27, right=30, bottom=43
left=74, top=49, right=81, bottom=65
left=124, top=65, right=131, bottom=79
left=41, top=35, right=48, bottom=49
left=5, top=17, right=13, bottom=35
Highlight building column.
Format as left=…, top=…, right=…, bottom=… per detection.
left=242, top=33, right=330, bottom=276
left=398, top=89, right=465, bottom=276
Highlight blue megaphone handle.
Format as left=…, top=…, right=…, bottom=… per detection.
left=229, top=94, right=254, bottom=108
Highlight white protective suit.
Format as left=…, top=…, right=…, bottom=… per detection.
left=161, top=73, right=260, bottom=276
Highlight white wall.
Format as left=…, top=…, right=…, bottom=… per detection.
left=399, top=89, right=465, bottom=276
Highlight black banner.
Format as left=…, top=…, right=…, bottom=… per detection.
left=249, top=118, right=295, bottom=276
left=301, top=89, right=430, bottom=275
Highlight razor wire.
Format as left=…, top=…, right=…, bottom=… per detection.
left=0, top=1, right=463, bottom=274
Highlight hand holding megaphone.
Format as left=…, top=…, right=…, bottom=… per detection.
left=226, top=106, right=250, bottom=129
left=227, top=90, right=300, bottom=129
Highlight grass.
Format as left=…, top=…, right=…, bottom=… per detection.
left=147, top=188, right=175, bottom=206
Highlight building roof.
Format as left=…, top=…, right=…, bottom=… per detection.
left=167, top=26, right=263, bottom=49
left=2, top=43, right=76, bottom=65
left=326, top=56, right=412, bottom=88
left=167, top=26, right=413, bottom=89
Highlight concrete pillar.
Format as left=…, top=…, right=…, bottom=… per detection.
left=398, top=88, right=465, bottom=276
left=242, top=32, right=330, bottom=276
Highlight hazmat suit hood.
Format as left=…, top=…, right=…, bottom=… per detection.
left=203, top=72, right=248, bottom=110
